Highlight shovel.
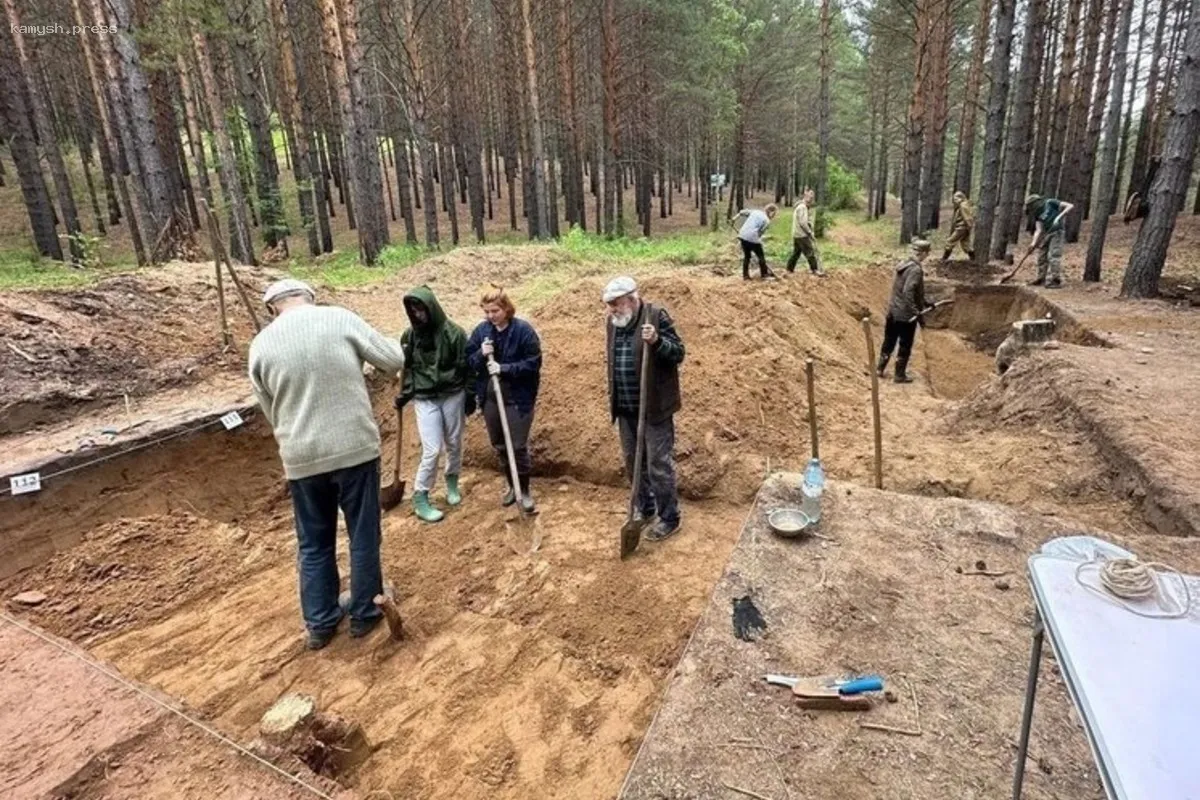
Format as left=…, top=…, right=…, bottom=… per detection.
left=489, top=355, right=542, bottom=551
left=380, top=378, right=406, bottom=511
left=620, top=343, right=653, bottom=559
left=999, top=248, right=1033, bottom=284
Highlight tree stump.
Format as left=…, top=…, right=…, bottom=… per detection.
left=252, top=693, right=371, bottom=780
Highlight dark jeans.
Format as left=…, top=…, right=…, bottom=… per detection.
left=786, top=236, right=819, bottom=273
left=289, top=458, right=383, bottom=633
left=483, top=392, right=534, bottom=475
left=880, top=315, right=918, bottom=362
left=617, top=414, right=680, bottom=526
left=739, top=238, right=769, bottom=278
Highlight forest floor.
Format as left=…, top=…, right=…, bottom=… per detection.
left=2, top=211, right=1199, bottom=799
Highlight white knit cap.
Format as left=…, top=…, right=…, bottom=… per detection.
left=262, top=278, right=315, bottom=306
left=602, top=276, right=637, bottom=303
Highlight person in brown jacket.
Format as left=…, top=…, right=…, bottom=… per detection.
left=942, top=191, right=976, bottom=262
left=877, top=240, right=931, bottom=384
left=603, top=276, right=686, bottom=541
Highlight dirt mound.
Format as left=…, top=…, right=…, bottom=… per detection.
left=957, top=344, right=1200, bottom=537
left=496, top=269, right=921, bottom=501
left=0, top=261, right=273, bottom=434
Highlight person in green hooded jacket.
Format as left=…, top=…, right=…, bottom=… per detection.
left=395, top=286, right=469, bottom=522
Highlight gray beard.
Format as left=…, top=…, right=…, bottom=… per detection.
left=610, top=313, right=633, bottom=328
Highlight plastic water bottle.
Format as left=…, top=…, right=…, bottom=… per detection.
left=801, top=458, right=825, bottom=524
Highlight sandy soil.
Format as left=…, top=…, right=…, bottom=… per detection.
left=0, top=621, right=343, bottom=800
left=2, top=217, right=1198, bottom=798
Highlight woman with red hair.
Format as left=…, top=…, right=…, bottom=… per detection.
left=466, top=286, right=543, bottom=512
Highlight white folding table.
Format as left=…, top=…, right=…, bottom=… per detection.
left=1012, top=552, right=1200, bottom=799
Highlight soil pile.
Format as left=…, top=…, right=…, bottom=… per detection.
left=0, top=261, right=272, bottom=434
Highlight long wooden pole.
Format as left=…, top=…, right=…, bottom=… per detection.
left=805, top=358, right=819, bottom=460
left=200, top=199, right=262, bottom=332
left=862, top=318, right=883, bottom=489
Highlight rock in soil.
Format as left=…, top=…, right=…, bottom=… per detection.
left=994, top=578, right=1011, bottom=591
left=12, top=590, right=47, bottom=606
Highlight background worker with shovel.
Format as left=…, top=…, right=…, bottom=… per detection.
left=877, top=240, right=931, bottom=384
left=248, top=279, right=406, bottom=650
left=604, top=276, right=686, bottom=545
left=466, top=286, right=543, bottom=513
left=1020, top=194, right=1075, bottom=288
left=397, top=286, right=469, bottom=523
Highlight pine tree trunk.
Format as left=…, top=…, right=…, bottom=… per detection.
left=192, top=30, right=256, bottom=265
left=1061, top=0, right=1106, bottom=241
left=393, top=135, right=418, bottom=245
left=974, top=0, right=1018, bottom=265
left=1030, top=0, right=1062, bottom=197
left=271, top=0, right=320, bottom=256
left=229, top=4, right=286, bottom=251
left=901, top=0, right=933, bottom=242
left=817, top=0, right=832, bottom=206
left=4, top=0, right=83, bottom=262
left=1114, top=0, right=1150, bottom=210
left=876, top=71, right=891, bottom=217
left=955, top=0, right=993, bottom=194
left=448, top=0, right=486, bottom=242
left=520, top=0, right=550, bottom=238
left=106, top=0, right=176, bottom=253
left=995, top=0, right=1050, bottom=258
left=601, top=0, right=619, bottom=236
left=1085, top=0, right=1137, bottom=280
left=1077, top=0, right=1122, bottom=223
left=1122, top=4, right=1199, bottom=296
left=177, top=57, right=215, bottom=214
left=328, top=0, right=388, bottom=263
left=1044, top=0, right=1085, bottom=195
left=920, top=0, right=954, bottom=231
left=558, top=0, right=585, bottom=230
left=1130, top=0, right=1171, bottom=194
left=76, top=0, right=143, bottom=260
left=0, top=29, right=61, bottom=259
left=440, top=141, right=460, bottom=245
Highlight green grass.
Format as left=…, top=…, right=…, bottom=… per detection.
left=286, top=242, right=431, bottom=288
left=0, top=247, right=124, bottom=291
left=553, top=226, right=718, bottom=266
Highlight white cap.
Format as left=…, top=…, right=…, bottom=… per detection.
left=262, top=278, right=315, bottom=306
left=602, top=276, right=637, bottom=303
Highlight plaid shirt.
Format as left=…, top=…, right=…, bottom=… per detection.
left=612, top=307, right=685, bottom=416
left=613, top=322, right=639, bottom=415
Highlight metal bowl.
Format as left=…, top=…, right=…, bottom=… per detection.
left=767, top=508, right=812, bottom=539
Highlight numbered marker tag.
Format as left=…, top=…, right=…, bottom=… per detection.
left=220, top=411, right=244, bottom=430
left=10, top=472, right=41, bottom=495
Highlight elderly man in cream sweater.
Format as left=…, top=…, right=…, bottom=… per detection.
left=249, top=279, right=406, bottom=650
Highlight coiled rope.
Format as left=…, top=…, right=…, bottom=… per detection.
left=1075, top=557, right=1193, bottom=619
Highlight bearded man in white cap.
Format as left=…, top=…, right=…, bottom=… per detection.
left=603, top=276, right=686, bottom=541
left=249, top=279, right=406, bottom=650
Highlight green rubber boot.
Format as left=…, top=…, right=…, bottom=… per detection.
left=445, top=474, right=462, bottom=507
left=412, top=491, right=444, bottom=523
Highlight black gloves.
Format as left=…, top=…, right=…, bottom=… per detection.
left=394, top=391, right=414, bottom=410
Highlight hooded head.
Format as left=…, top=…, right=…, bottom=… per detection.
left=403, top=285, right=447, bottom=332
left=952, top=191, right=966, bottom=206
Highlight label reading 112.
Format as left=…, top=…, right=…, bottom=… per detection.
left=220, top=411, right=244, bottom=430
left=10, top=472, right=42, bottom=495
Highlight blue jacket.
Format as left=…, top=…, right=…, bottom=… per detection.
left=466, top=317, right=542, bottom=414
